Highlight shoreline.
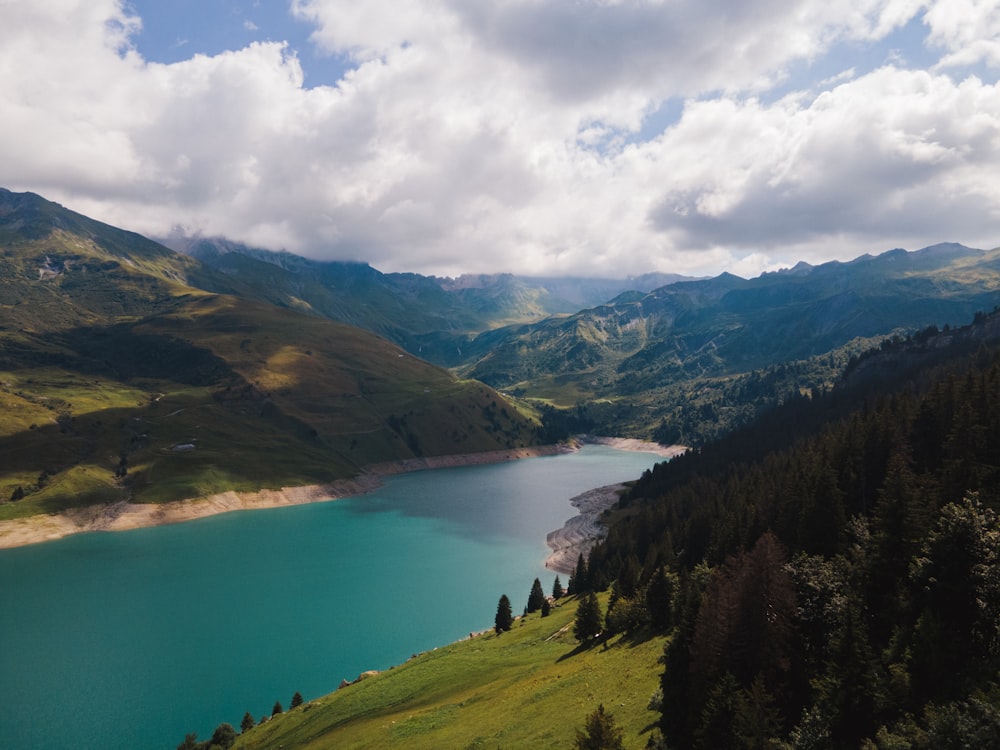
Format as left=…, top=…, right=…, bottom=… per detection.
left=0, top=444, right=575, bottom=550
left=544, top=483, right=629, bottom=575
left=0, top=438, right=683, bottom=551
left=543, top=439, right=686, bottom=574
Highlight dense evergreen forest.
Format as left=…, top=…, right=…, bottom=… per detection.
left=578, top=311, right=1000, bottom=748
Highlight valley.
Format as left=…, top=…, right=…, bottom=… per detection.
left=4, top=187, right=1000, bottom=749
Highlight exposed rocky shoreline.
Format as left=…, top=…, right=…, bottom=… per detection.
left=543, top=438, right=685, bottom=574
left=544, top=483, right=628, bottom=574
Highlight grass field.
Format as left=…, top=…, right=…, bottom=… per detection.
left=232, top=593, right=668, bottom=750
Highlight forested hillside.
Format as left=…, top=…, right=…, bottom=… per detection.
left=577, top=310, right=1000, bottom=748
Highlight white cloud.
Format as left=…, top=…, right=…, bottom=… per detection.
left=2, top=0, right=1000, bottom=280
left=926, top=0, right=1000, bottom=69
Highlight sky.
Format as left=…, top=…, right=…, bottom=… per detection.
left=2, top=1, right=1000, bottom=279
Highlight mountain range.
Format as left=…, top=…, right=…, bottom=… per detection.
left=162, top=230, right=1000, bottom=445
left=3, top=186, right=1000, bottom=523
left=159, top=234, right=688, bottom=361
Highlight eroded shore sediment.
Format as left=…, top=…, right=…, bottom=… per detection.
left=544, top=483, right=628, bottom=575
left=0, top=444, right=573, bottom=549
left=544, top=439, right=686, bottom=574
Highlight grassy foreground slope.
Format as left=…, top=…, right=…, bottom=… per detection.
left=233, top=593, right=666, bottom=750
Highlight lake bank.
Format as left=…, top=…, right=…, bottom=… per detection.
left=544, top=440, right=686, bottom=573
left=0, top=438, right=683, bottom=550
left=0, top=444, right=572, bottom=550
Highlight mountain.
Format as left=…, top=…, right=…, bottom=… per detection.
left=453, top=242, right=1000, bottom=440
left=0, top=189, right=541, bottom=520
left=160, top=235, right=689, bottom=363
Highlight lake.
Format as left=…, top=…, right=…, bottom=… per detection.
left=0, top=445, right=663, bottom=750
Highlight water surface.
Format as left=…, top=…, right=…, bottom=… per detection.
left=0, top=445, right=661, bottom=749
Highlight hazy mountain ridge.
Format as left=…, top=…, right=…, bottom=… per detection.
left=162, top=235, right=689, bottom=361
left=458, top=242, right=1000, bottom=400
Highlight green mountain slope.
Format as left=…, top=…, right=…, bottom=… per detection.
left=456, top=242, right=1000, bottom=440
left=0, top=190, right=541, bottom=520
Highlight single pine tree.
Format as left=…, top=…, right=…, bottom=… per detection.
left=645, top=566, right=676, bottom=630
left=495, top=594, right=513, bottom=634
left=552, top=575, right=564, bottom=599
left=527, top=577, right=546, bottom=613
left=240, top=712, right=255, bottom=733
left=574, top=704, right=625, bottom=750
left=574, top=592, right=603, bottom=642
left=210, top=723, right=237, bottom=749
left=573, top=553, right=589, bottom=593
left=290, top=691, right=304, bottom=709
left=272, top=700, right=283, bottom=716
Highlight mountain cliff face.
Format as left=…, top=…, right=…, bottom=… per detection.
left=0, top=190, right=541, bottom=520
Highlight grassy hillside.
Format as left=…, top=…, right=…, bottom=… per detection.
left=0, top=190, right=542, bottom=520
left=229, top=593, right=667, bottom=750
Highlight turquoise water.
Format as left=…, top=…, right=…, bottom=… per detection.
left=0, top=445, right=662, bottom=750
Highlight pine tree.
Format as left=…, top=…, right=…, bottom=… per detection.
left=240, top=712, right=255, bottom=733
left=553, top=575, right=565, bottom=599
left=209, top=723, right=237, bottom=749
left=495, top=594, right=513, bottom=634
left=527, top=577, right=546, bottom=613
left=574, top=592, right=603, bottom=642
left=290, top=691, right=304, bottom=709
left=574, top=703, right=625, bottom=750
left=645, top=566, right=676, bottom=630
left=573, top=553, right=590, bottom=593
left=272, top=700, right=283, bottom=716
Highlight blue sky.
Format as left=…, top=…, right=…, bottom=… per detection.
left=3, top=1, right=1000, bottom=279
left=126, top=0, right=351, bottom=86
